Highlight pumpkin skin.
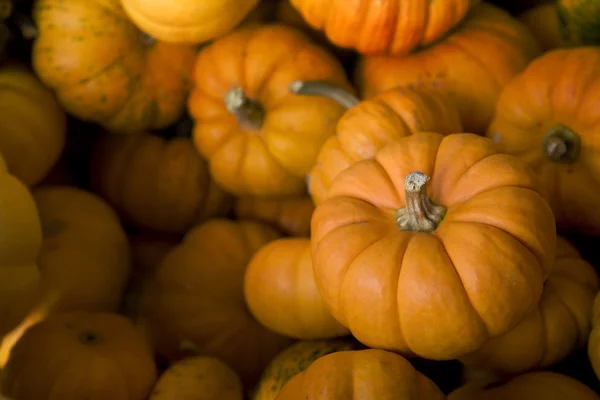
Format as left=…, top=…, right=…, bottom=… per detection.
left=121, top=0, right=260, bottom=44
left=289, top=0, right=479, bottom=56
left=188, top=24, right=354, bottom=196
left=245, top=238, right=348, bottom=339
left=308, top=86, right=463, bottom=205
left=0, top=154, right=42, bottom=338
left=275, top=349, right=445, bottom=400
left=448, top=371, right=600, bottom=400
left=557, top=0, right=600, bottom=46
left=149, top=356, right=244, bottom=400
left=311, top=132, right=556, bottom=359
left=1, top=312, right=157, bottom=400
left=355, top=2, right=541, bottom=134
left=253, top=338, right=362, bottom=400
left=0, top=64, right=66, bottom=186
left=234, top=195, right=314, bottom=237
left=31, top=0, right=197, bottom=134
left=518, top=3, right=566, bottom=51
left=144, top=219, right=293, bottom=388
left=485, top=47, right=600, bottom=235
left=588, top=290, right=600, bottom=380
left=91, top=132, right=233, bottom=234
left=459, top=236, right=599, bottom=374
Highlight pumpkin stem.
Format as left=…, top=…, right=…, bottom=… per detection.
left=396, top=171, right=446, bottom=233
left=289, top=80, right=360, bottom=109
left=224, top=87, right=265, bottom=130
left=543, top=124, right=580, bottom=163
left=9, top=10, right=36, bottom=39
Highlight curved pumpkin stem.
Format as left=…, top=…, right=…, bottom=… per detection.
left=224, top=87, right=265, bottom=130
left=396, top=171, right=446, bottom=233
left=289, top=80, right=360, bottom=109
left=543, top=124, right=580, bottom=163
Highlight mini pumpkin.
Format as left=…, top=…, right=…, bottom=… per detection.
left=245, top=238, right=348, bottom=339
left=234, top=195, right=314, bottom=237
left=253, top=338, right=362, bottom=400
left=275, top=349, right=445, bottom=400
left=518, top=3, right=565, bottom=51
left=460, top=236, right=599, bottom=374
left=311, top=132, right=556, bottom=359
left=144, top=219, right=293, bottom=388
left=486, top=47, right=600, bottom=235
left=92, top=132, right=232, bottom=234
left=356, top=2, right=541, bottom=134
left=149, top=356, right=243, bottom=400
left=31, top=0, right=197, bottom=134
left=1, top=312, right=157, bottom=400
left=0, top=63, right=66, bottom=186
left=188, top=24, right=354, bottom=196
left=289, top=0, right=479, bottom=56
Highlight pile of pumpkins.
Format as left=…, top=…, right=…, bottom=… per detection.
left=2, top=0, right=600, bottom=399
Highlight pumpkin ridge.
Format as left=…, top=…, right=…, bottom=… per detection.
left=547, top=283, right=591, bottom=344
left=442, top=37, right=502, bottom=92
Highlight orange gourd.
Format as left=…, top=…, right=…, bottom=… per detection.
left=460, top=236, right=599, bottom=374
left=144, top=219, right=292, bottom=388
left=31, top=0, right=197, bottom=134
left=486, top=47, right=600, bottom=235
left=91, top=132, right=232, bottom=234
left=275, top=349, right=445, bottom=399
left=311, top=132, right=556, bottom=359
left=356, top=2, right=541, bottom=134
left=0, top=63, right=66, bottom=186
left=289, top=0, right=479, bottom=56
left=1, top=312, right=157, bottom=400
left=234, top=195, right=314, bottom=237
left=188, top=24, right=354, bottom=196
left=245, top=238, right=348, bottom=339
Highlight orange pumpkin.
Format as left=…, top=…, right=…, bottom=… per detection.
left=188, top=24, right=354, bottom=196
left=245, top=238, right=348, bottom=339
left=149, top=356, right=243, bottom=400
left=0, top=63, right=66, bottom=186
left=296, top=82, right=463, bottom=204
left=289, top=0, right=479, bottom=56
left=275, top=349, right=445, bottom=399
left=234, top=195, right=314, bottom=237
left=31, top=0, right=197, bottom=134
left=356, top=2, right=541, bottom=134
left=144, top=219, right=292, bottom=388
left=588, top=290, right=600, bottom=380
left=486, top=47, right=600, bottom=235
left=459, top=236, right=599, bottom=374
left=1, top=312, right=157, bottom=400
left=311, top=132, right=556, bottom=359
left=518, top=3, right=566, bottom=51
left=448, top=371, right=600, bottom=400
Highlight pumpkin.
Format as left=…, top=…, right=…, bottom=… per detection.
left=557, top=0, right=600, bottom=46
left=448, top=371, right=600, bottom=400
left=311, top=132, right=556, bottom=359
left=355, top=2, right=541, bottom=134
left=588, top=291, right=600, bottom=380
left=459, top=236, right=599, bottom=374
left=0, top=153, right=42, bottom=338
left=31, top=0, right=197, bottom=134
left=289, top=0, right=479, bottom=56
left=245, top=238, right=348, bottom=340
left=518, top=3, right=566, bottom=51
left=485, top=47, right=600, bottom=235
left=275, top=349, right=445, bottom=399
left=295, top=82, right=463, bottom=204
left=121, top=0, right=260, bottom=44
left=91, top=132, right=233, bottom=234
left=149, top=356, right=243, bottom=400
left=0, top=312, right=157, bottom=400
left=234, top=195, right=314, bottom=237
left=0, top=63, right=66, bottom=186
left=253, top=338, right=362, bottom=400
left=144, top=219, right=293, bottom=388
left=188, top=24, right=354, bottom=197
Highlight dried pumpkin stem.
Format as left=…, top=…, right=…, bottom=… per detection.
left=289, top=80, right=360, bottom=109
left=543, top=124, right=580, bottom=164
left=396, top=171, right=446, bottom=233
left=224, top=87, right=265, bottom=130
left=8, top=10, right=36, bottom=39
